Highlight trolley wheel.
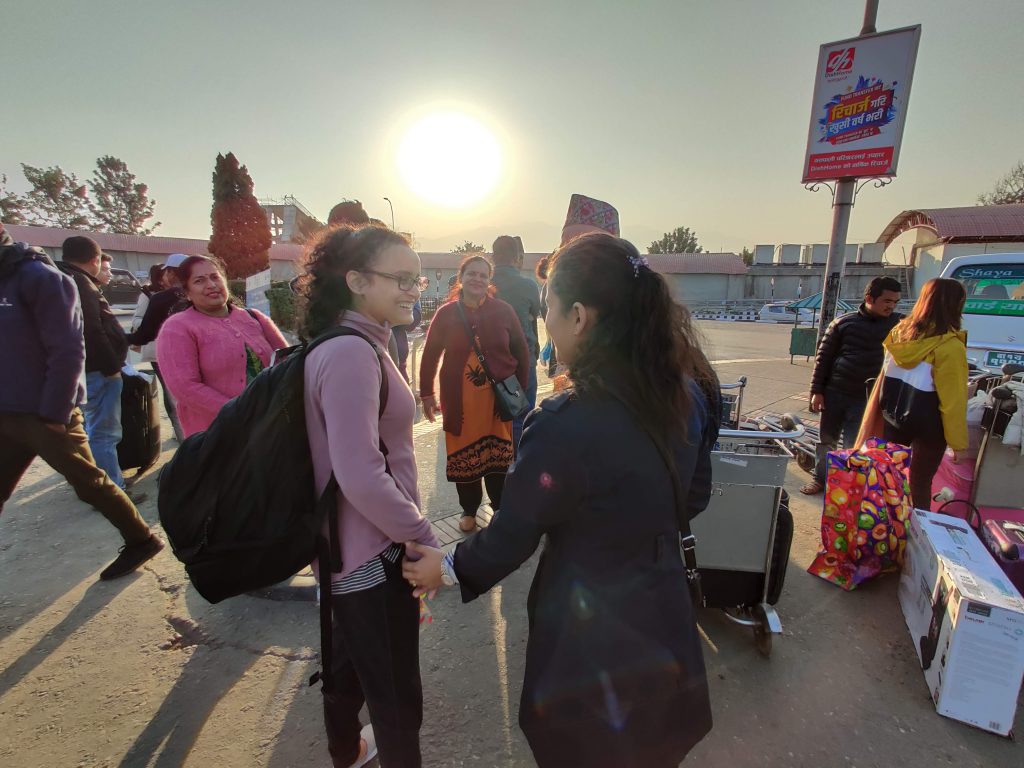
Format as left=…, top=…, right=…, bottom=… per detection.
left=796, top=451, right=815, bottom=474
left=753, top=605, right=772, bottom=658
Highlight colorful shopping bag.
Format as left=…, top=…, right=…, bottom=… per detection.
left=807, top=439, right=913, bottom=590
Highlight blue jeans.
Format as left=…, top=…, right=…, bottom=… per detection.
left=512, top=364, right=539, bottom=452
left=84, top=371, right=125, bottom=489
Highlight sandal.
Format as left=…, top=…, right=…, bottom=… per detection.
left=799, top=480, right=825, bottom=495
left=458, top=515, right=477, bottom=532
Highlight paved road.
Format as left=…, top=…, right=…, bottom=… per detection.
left=1, top=321, right=1021, bottom=767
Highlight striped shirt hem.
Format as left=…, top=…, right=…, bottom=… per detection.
left=329, top=543, right=403, bottom=596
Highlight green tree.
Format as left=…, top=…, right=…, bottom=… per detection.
left=0, top=174, right=26, bottom=225
left=451, top=240, right=484, bottom=254
left=648, top=226, right=702, bottom=254
left=88, top=156, right=160, bottom=234
left=208, top=152, right=272, bottom=279
left=978, top=160, right=1024, bottom=205
left=20, top=164, right=91, bottom=229
left=740, top=247, right=754, bottom=266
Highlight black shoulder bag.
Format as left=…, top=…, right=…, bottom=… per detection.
left=456, top=301, right=529, bottom=421
left=606, top=389, right=704, bottom=608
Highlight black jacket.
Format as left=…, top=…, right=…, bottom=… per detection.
left=453, top=380, right=717, bottom=767
left=126, top=287, right=186, bottom=346
left=810, top=305, right=902, bottom=398
left=57, top=262, right=128, bottom=376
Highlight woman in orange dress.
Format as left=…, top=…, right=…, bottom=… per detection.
left=419, top=255, right=530, bottom=532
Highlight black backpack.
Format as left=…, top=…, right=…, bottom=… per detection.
left=157, top=326, right=388, bottom=604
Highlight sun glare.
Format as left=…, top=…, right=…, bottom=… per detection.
left=397, top=112, right=502, bottom=208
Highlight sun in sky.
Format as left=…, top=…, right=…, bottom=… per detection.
left=397, top=112, right=502, bottom=209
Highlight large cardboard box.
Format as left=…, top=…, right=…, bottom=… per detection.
left=898, top=509, right=1024, bottom=736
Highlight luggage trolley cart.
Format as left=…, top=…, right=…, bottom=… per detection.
left=692, top=416, right=804, bottom=657
left=971, top=364, right=1024, bottom=511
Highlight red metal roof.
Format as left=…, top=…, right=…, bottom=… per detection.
left=7, top=225, right=748, bottom=275
left=419, top=251, right=747, bottom=275
left=6, top=224, right=303, bottom=262
left=877, top=204, right=1024, bottom=247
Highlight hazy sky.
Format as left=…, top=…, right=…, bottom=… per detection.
left=5, top=0, right=1023, bottom=253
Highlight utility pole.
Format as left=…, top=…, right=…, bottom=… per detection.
left=817, top=0, right=879, bottom=345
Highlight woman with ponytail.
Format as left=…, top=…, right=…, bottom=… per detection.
left=297, top=223, right=439, bottom=768
left=404, top=233, right=720, bottom=767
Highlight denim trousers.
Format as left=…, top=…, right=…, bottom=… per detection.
left=83, top=371, right=125, bottom=489
left=512, top=363, right=539, bottom=451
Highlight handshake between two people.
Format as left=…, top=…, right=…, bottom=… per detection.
left=402, top=540, right=446, bottom=598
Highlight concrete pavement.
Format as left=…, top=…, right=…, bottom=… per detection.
left=1, top=321, right=1021, bottom=767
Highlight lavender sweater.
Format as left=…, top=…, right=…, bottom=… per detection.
left=305, top=312, right=438, bottom=579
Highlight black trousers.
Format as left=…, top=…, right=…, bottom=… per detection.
left=322, top=556, right=423, bottom=768
left=456, top=472, right=505, bottom=516
left=883, top=422, right=947, bottom=510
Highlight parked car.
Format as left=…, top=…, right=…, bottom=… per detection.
left=758, top=302, right=814, bottom=324
left=101, top=267, right=143, bottom=306
left=940, top=252, right=1024, bottom=371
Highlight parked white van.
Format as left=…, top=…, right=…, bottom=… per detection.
left=757, top=302, right=815, bottom=324
left=939, top=252, right=1024, bottom=370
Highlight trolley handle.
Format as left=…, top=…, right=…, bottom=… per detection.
left=718, top=425, right=805, bottom=441
left=719, top=375, right=748, bottom=391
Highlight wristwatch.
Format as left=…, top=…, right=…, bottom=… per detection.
left=441, top=550, right=458, bottom=587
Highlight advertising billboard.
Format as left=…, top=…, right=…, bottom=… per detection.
left=802, top=26, right=921, bottom=183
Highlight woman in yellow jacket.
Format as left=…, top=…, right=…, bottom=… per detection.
left=858, top=278, right=969, bottom=508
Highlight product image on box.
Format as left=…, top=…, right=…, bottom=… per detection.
left=898, top=509, right=1024, bottom=737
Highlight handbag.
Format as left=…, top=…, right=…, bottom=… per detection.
left=456, top=302, right=529, bottom=422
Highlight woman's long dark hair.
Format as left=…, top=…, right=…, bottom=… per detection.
left=892, top=277, right=966, bottom=343
left=547, top=233, right=717, bottom=440
left=297, top=222, right=411, bottom=340
left=143, top=263, right=165, bottom=296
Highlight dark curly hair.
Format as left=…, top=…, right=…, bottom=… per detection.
left=547, top=233, right=717, bottom=440
left=296, top=222, right=411, bottom=340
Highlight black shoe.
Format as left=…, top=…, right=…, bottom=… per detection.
left=100, top=534, right=164, bottom=580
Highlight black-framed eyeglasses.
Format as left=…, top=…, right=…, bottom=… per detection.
left=361, top=270, right=430, bottom=292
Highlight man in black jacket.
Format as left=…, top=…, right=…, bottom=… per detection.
left=801, top=276, right=903, bottom=494
left=57, top=236, right=132, bottom=493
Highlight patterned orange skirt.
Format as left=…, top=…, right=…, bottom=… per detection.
left=445, top=356, right=514, bottom=482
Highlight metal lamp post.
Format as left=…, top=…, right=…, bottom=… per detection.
left=383, top=197, right=395, bottom=230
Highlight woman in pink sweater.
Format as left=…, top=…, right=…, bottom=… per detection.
left=296, top=223, right=438, bottom=768
left=156, top=256, right=288, bottom=437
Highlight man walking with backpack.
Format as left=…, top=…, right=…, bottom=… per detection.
left=56, top=235, right=139, bottom=499
left=0, top=223, right=162, bottom=579
left=801, top=276, right=903, bottom=495
left=490, top=235, right=541, bottom=448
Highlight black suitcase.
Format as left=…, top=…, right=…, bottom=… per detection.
left=118, top=371, right=161, bottom=471
left=700, top=490, right=793, bottom=608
